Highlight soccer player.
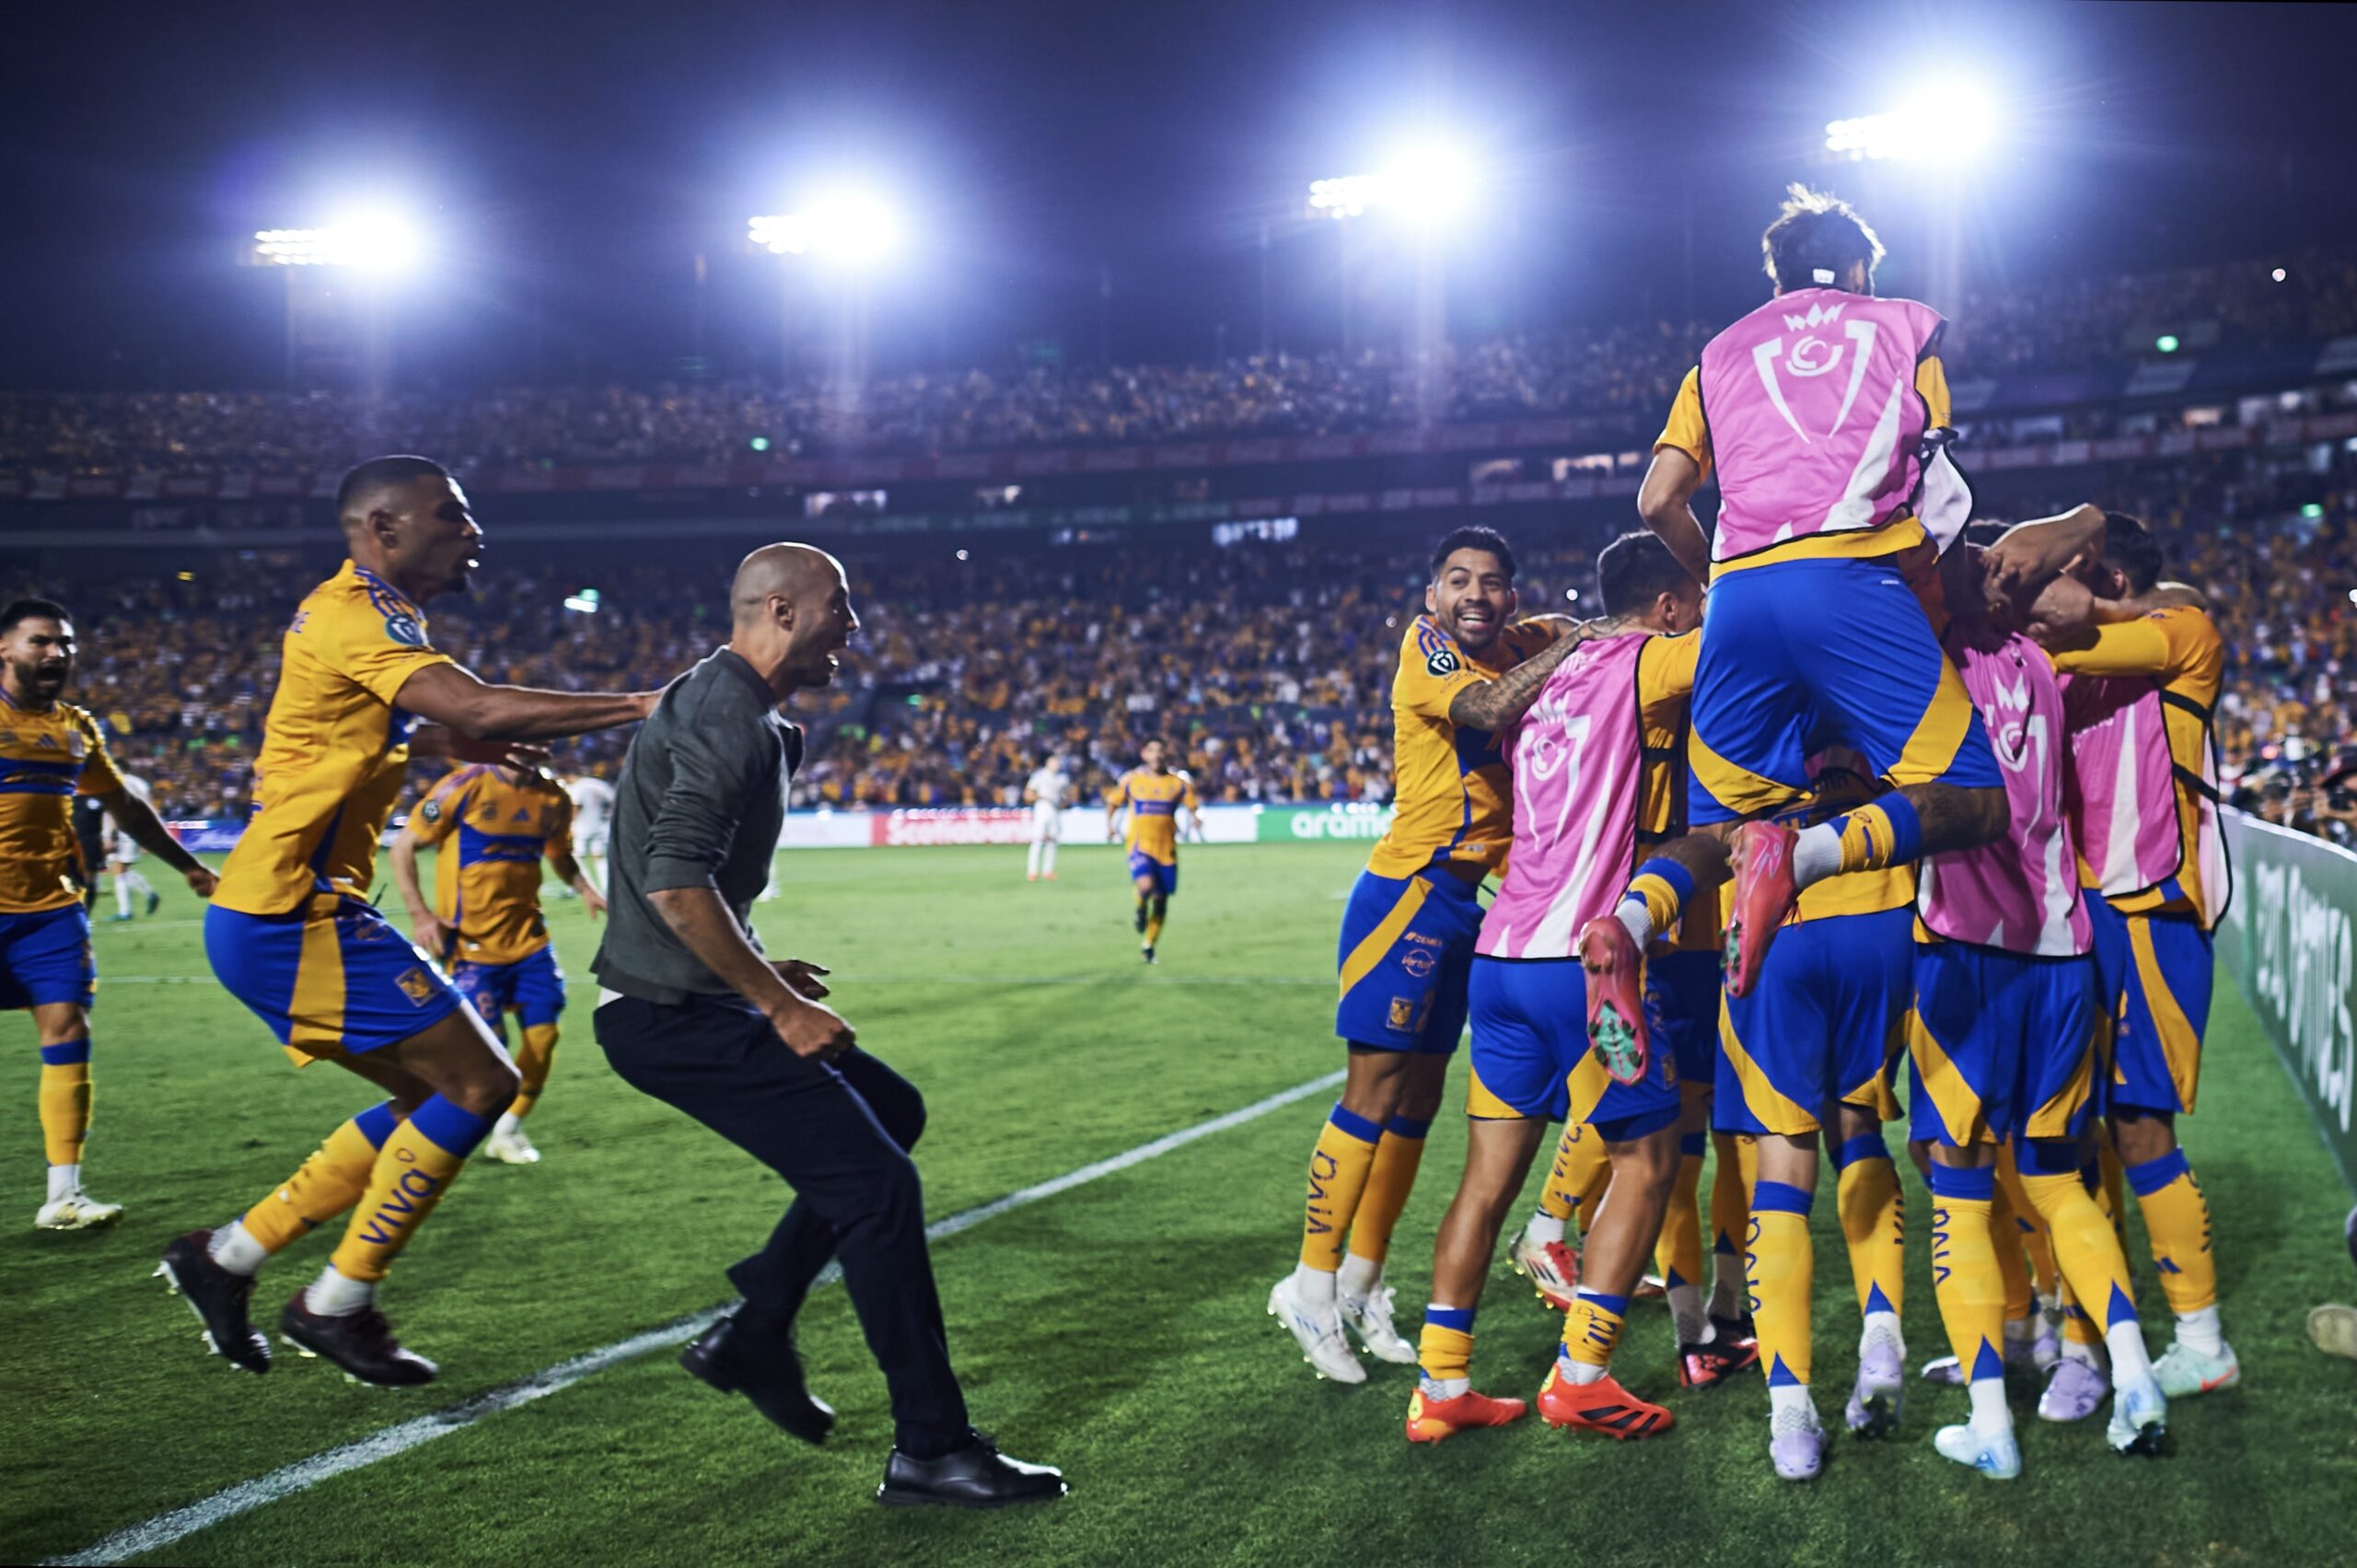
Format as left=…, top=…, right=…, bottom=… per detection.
left=1904, top=528, right=2169, bottom=1479
left=1105, top=739, right=1200, bottom=963
left=2039, top=515, right=2239, bottom=1400
left=104, top=772, right=163, bottom=922
left=156, top=456, right=654, bottom=1386
left=563, top=772, right=616, bottom=896
left=2, top=598, right=218, bottom=1229
left=1405, top=533, right=1725, bottom=1444
left=1024, top=753, right=1071, bottom=881
left=390, top=761, right=604, bottom=1167
left=1635, top=185, right=2009, bottom=994
left=1270, top=526, right=1586, bottom=1386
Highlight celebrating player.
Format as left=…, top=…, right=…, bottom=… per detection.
left=157, top=456, right=654, bottom=1386
left=1025, top=752, right=1072, bottom=881
left=563, top=772, right=616, bottom=896
left=103, top=772, right=163, bottom=922
left=390, top=761, right=604, bottom=1167
left=1405, top=532, right=1725, bottom=1444
left=2, top=599, right=218, bottom=1230
left=1268, top=526, right=1587, bottom=1385
left=1105, top=739, right=1200, bottom=963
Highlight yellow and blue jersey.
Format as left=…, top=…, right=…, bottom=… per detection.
left=1366, top=613, right=1563, bottom=881
left=1111, top=768, right=1198, bottom=866
left=0, top=693, right=122, bottom=913
left=215, top=561, right=455, bottom=915
left=408, top=766, right=573, bottom=966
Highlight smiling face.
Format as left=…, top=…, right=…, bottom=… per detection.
left=0, top=615, right=74, bottom=706
left=1425, top=547, right=1518, bottom=656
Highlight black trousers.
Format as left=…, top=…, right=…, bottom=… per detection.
left=596, top=992, right=970, bottom=1455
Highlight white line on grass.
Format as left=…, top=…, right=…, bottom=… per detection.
left=49, top=1066, right=1348, bottom=1568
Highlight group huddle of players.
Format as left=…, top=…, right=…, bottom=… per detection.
left=1267, top=189, right=2237, bottom=1483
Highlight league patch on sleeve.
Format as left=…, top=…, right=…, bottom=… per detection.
left=1425, top=645, right=1460, bottom=679
left=384, top=613, right=428, bottom=648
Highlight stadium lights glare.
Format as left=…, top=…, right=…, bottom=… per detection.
left=748, top=192, right=901, bottom=261
left=248, top=215, right=421, bottom=269
left=1824, top=81, right=1998, bottom=162
left=2273, top=267, right=2288, bottom=283
left=1307, top=144, right=1478, bottom=223
left=2301, top=504, right=2326, bottom=520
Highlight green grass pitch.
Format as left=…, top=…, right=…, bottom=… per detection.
left=6, top=842, right=2355, bottom=1566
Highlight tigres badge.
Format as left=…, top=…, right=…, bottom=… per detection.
left=395, top=967, right=439, bottom=1005
left=421, top=799, right=441, bottom=824
left=1387, top=997, right=1416, bottom=1031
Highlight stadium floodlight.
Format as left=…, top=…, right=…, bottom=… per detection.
left=1824, top=81, right=1998, bottom=162
left=748, top=192, right=900, bottom=261
left=247, top=213, right=421, bottom=269
left=1306, top=143, right=1479, bottom=224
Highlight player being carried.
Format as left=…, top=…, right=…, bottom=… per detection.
left=1105, top=738, right=1201, bottom=963
left=1025, top=752, right=1073, bottom=882
left=157, top=456, right=655, bottom=1387
left=1, top=598, right=218, bottom=1230
left=391, top=760, right=605, bottom=1167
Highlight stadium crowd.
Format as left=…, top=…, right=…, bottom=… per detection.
left=6, top=247, right=2355, bottom=477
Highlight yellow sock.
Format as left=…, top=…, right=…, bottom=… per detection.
left=37, top=1039, right=92, bottom=1166
left=1988, top=1178, right=2036, bottom=1322
left=1709, top=1132, right=1752, bottom=1313
left=1538, top=1119, right=1610, bottom=1227
left=1996, top=1145, right=2060, bottom=1300
left=509, top=1022, right=559, bottom=1121
left=1834, top=1134, right=1904, bottom=1319
left=1299, top=1104, right=1383, bottom=1272
left=2020, top=1166, right=2141, bottom=1335
left=2126, top=1149, right=2218, bottom=1315
left=244, top=1102, right=401, bottom=1255
left=1562, top=1289, right=1630, bottom=1369
left=1927, top=1164, right=2005, bottom=1378
left=1625, top=865, right=1687, bottom=936
left=328, top=1097, right=490, bottom=1283
left=1747, top=1183, right=1815, bottom=1387
left=1418, top=1307, right=1474, bottom=1383
left=1144, top=915, right=1165, bottom=947
left=2096, top=1139, right=2128, bottom=1250
left=1654, top=1142, right=1705, bottom=1289
left=1346, top=1115, right=1430, bottom=1272
left=1834, top=796, right=1922, bottom=874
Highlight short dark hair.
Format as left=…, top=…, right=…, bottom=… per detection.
left=1428, top=525, right=1516, bottom=582
left=2103, top=511, right=2164, bottom=594
left=1962, top=519, right=2011, bottom=550
left=336, top=454, right=450, bottom=515
left=1761, top=184, right=1886, bottom=294
left=1596, top=532, right=1689, bottom=616
left=0, top=598, right=71, bottom=635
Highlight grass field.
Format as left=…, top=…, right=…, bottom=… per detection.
left=6, top=841, right=2355, bottom=1567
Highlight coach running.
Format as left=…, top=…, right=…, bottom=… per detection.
left=591, top=542, right=1066, bottom=1510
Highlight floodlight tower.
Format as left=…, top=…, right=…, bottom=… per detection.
left=746, top=189, right=902, bottom=409
left=240, top=215, right=420, bottom=394
left=1306, top=142, right=1474, bottom=403
left=1818, top=82, right=1999, bottom=312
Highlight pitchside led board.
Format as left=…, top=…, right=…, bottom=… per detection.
left=2215, top=810, right=2357, bottom=1191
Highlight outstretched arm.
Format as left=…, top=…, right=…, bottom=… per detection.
left=395, top=663, right=656, bottom=744
left=1446, top=628, right=1589, bottom=735
left=97, top=787, right=214, bottom=897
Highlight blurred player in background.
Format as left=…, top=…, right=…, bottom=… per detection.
left=157, top=457, right=652, bottom=1387
left=1106, top=738, right=1200, bottom=963
left=563, top=772, right=615, bottom=896
left=73, top=792, right=108, bottom=915
left=1024, top=753, right=1071, bottom=881
left=1, top=598, right=217, bottom=1230
left=104, top=772, right=162, bottom=922
left=391, top=761, right=604, bottom=1167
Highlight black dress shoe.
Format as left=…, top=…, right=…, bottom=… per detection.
left=679, top=1314, right=834, bottom=1445
left=157, top=1230, right=271, bottom=1374
left=280, top=1293, right=437, bottom=1387
left=877, top=1434, right=1068, bottom=1509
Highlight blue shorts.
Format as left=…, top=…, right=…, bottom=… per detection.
left=1127, top=852, right=1178, bottom=896
left=1334, top=868, right=1480, bottom=1054
left=1650, top=948, right=1724, bottom=1088
left=453, top=946, right=566, bottom=1033
left=206, top=895, right=465, bottom=1062
left=0, top=904, right=94, bottom=1012
left=1717, top=906, right=1912, bottom=1136
left=1688, top=557, right=2002, bottom=826
left=1909, top=943, right=2099, bottom=1147
left=2087, top=900, right=2212, bottom=1116
left=1467, top=958, right=1682, bottom=1137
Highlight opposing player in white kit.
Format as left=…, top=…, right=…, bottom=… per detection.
left=563, top=772, right=615, bottom=895
left=106, top=772, right=162, bottom=923
left=1025, top=755, right=1072, bottom=881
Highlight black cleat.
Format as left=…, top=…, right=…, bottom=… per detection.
left=877, top=1432, right=1067, bottom=1509
left=1133, top=904, right=1149, bottom=935
left=1677, top=1333, right=1759, bottom=1389
left=280, top=1293, right=437, bottom=1386
left=1711, top=1310, right=1758, bottom=1345
left=680, top=1313, right=834, bottom=1445
left=157, top=1230, right=270, bottom=1374
left=1141, top=947, right=1157, bottom=965
left=145, top=889, right=161, bottom=916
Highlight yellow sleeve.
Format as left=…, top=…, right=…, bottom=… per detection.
left=1914, top=354, right=1952, bottom=430
left=308, top=589, right=457, bottom=708
left=1655, top=367, right=1713, bottom=474
left=2047, top=610, right=2219, bottom=682
left=1182, top=777, right=1201, bottom=811
left=72, top=710, right=123, bottom=797
left=407, top=771, right=470, bottom=846
left=1395, top=621, right=1488, bottom=722
left=1636, top=633, right=1701, bottom=744
left=1107, top=772, right=1130, bottom=807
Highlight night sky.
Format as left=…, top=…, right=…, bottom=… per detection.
left=4, top=0, right=2351, bottom=391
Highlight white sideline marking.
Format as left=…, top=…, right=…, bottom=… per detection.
left=50, top=1067, right=1347, bottom=1567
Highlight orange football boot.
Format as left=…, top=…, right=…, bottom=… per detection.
left=1406, top=1386, right=1530, bottom=1443
left=1537, top=1364, right=1676, bottom=1440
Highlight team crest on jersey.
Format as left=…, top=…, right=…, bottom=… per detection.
left=420, top=799, right=441, bottom=824
left=395, top=967, right=439, bottom=1005
left=1425, top=645, right=1460, bottom=678
left=384, top=613, right=427, bottom=648
left=1387, top=997, right=1416, bottom=1031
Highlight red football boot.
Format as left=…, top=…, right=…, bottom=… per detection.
left=1724, top=820, right=1799, bottom=999
left=1406, top=1386, right=1530, bottom=1443
left=1537, top=1364, right=1676, bottom=1440
left=1677, top=1329, right=1760, bottom=1389
left=1575, top=915, right=1650, bottom=1086
left=1508, top=1232, right=1580, bottom=1311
